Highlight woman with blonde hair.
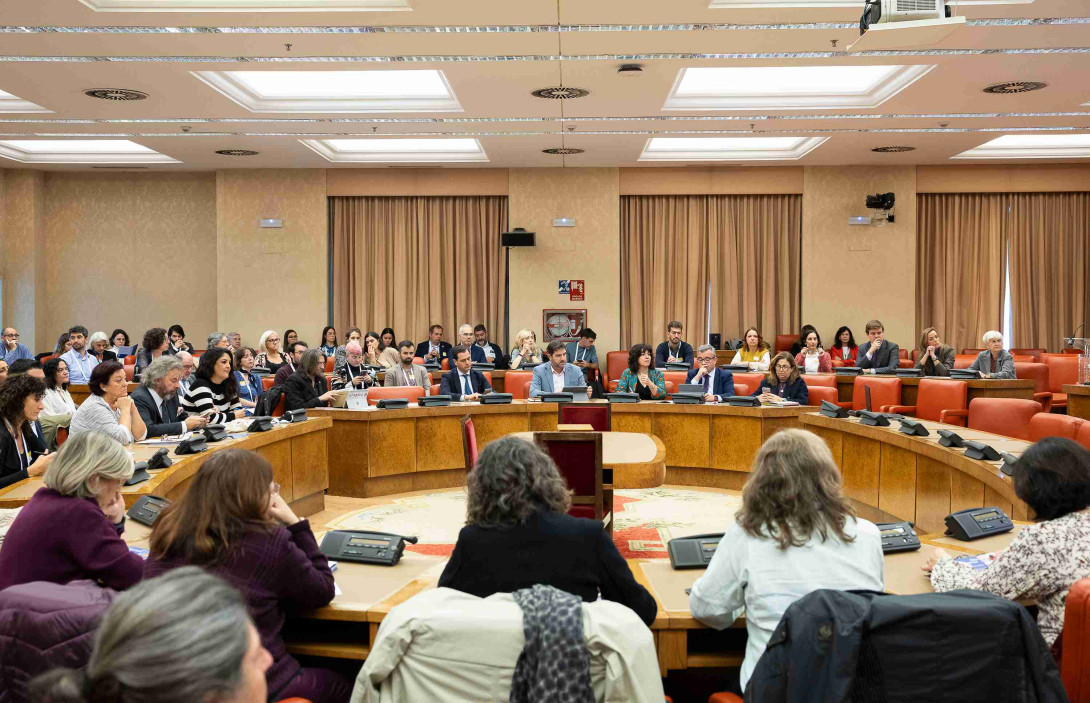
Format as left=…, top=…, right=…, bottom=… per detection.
left=915, top=327, right=956, bottom=377
left=729, top=326, right=771, bottom=372
left=689, top=429, right=884, bottom=694
left=253, top=330, right=287, bottom=375
left=508, top=329, right=542, bottom=369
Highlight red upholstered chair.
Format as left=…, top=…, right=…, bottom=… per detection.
left=664, top=380, right=677, bottom=394
left=801, top=374, right=836, bottom=388
left=1063, top=578, right=1090, bottom=702
left=1011, top=355, right=1034, bottom=363
left=1045, top=355, right=1080, bottom=411
left=560, top=403, right=611, bottom=431
left=324, top=356, right=334, bottom=373
left=851, top=376, right=901, bottom=412
left=732, top=372, right=767, bottom=392
left=505, top=370, right=533, bottom=399
left=883, top=377, right=967, bottom=424
left=953, top=355, right=976, bottom=369
left=664, top=371, right=688, bottom=392
left=1078, top=422, right=1090, bottom=451
left=807, top=386, right=838, bottom=406
left=412, top=356, right=425, bottom=365
left=441, top=358, right=450, bottom=371
left=1028, top=413, right=1084, bottom=442
left=534, top=432, right=610, bottom=533
left=961, top=348, right=985, bottom=355
left=367, top=386, right=426, bottom=405
left=774, top=334, right=794, bottom=353
left=55, top=426, right=68, bottom=447
left=461, top=415, right=478, bottom=470
left=898, top=359, right=914, bottom=368
left=124, top=362, right=135, bottom=381
left=606, top=351, right=628, bottom=387
left=1011, top=348, right=1047, bottom=362
left=271, top=393, right=286, bottom=418
left=945, top=398, right=1042, bottom=440
left=261, top=376, right=276, bottom=391
left=513, top=379, right=532, bottom=400
left=898, top=348, right=908, bottom=360
left=430, top=383, right=441, bottom=395
left=1015, top=362, right=1054, bottom=412
left=709, top=694, right=742, bottom=703
left=733, top=382, right=750, bottom=396
left=1062, top=348, right=1084, bottom=354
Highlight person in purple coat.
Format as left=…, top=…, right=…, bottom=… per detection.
left=145, top=449, right=349, bottom=703
left=0, top=430, right=143, bottom=591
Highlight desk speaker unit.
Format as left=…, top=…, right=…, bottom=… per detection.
left=944, top=506, right=1013, bottom=541
left=320, top=530, right=419, bottom=567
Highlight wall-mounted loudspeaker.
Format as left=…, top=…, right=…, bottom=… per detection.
left=708, top=333, right=722, bottom=349
left=502, top=228, right=536, bottom=247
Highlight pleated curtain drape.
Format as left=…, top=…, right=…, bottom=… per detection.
left=916, top=193, right=1008, bottom=352
left=620, top=194, right=802, bottom=349
left=330, top=195, right=508, bottom=344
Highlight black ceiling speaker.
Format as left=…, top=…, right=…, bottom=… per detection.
left=502, top=228, right=536, bottom=247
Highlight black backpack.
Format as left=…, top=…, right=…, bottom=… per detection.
left=254, top=384, right=284, bottom=417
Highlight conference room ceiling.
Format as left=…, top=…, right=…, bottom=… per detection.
left=0, top=0, right=1088, bottom=169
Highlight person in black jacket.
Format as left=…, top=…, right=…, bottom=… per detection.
left=438, top=346, right=493, bottom=401
left=131, top=356, right=207, bottom=438
left=0, top=375, right=52, bottom=489
left=751, top=352, right=809, bottom=404
left=438, top=436, right=657, bottom=626
left=282, top=349, right=337, bottom=412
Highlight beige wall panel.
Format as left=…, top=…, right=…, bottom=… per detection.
left=1, top=171, right=45, bottom=352
left=917, top=164, right=1090, bottom=193
left=619, top=167, right=804, bottom=195
left=327, top=168, right=509, bottom=196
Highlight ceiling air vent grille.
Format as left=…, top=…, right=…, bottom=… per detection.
left=982, top=81, right=1047, bottom=95
left=542, top=148, right=584, bottom=155
left=531, top=87, right=590, bottom=100
left=215, top=149, right=259, bottom=156
left=84, top=88, right=148, bottom=101
left=871, top=146, right=916, bottom=153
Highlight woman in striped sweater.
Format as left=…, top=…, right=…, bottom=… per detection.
left=181, top=348, right=245, bottom=424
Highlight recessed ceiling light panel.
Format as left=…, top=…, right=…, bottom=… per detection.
left=982, top=81, right=1048, bottom=94
left=79, top=0, right=410, bottom=11
left=953, top=133, right=1090, bottom=159
left=639, top=136, right=827, bottom=161
left=300, top=137, right=489, bottom=163
left=872, top=146, right=916, bottom=152
left=84, top=88, right=148, bottom=101
left=0, top=89, right=51, bottom=114
left=531, top=87, right=590, bottom=100
left=192, top=70, right=462, bottom=114
left=664, top=65, right=934, bottom=110
left=0, top=139, right=179, bottom=164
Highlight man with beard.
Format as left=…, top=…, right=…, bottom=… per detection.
left=60, top=325, right=99, bottom=385
left=131, top=355, right=208, bottom=437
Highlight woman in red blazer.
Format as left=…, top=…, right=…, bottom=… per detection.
left=829, top=326, right=858, bottom=366
left=794, top=329, right=832, bottom=373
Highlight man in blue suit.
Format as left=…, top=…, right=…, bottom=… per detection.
left=686, top=344, right=735, bottom=403
left=439, top=345, right=493, bottom=401
left=529, top=341, right=588, bottom=398
left=456, top=324, right=488, bottom=363
left=414, top=324, right=452, bottom=363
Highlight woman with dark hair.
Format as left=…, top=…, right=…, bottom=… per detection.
left=283, top=330, right=298, bottom=351
left=915, top=327, right=956, bottom=377
left=69, top=362, right=146, bottom=445
left=107, top=329, right=130, bottom=355
left=830, top=326, right=858, bottom=365
left=319, top=326, right=337, bottom=358
left=794, top=329, right=832, bottom=374
left=729, top=326, right=771, bottom=372
left=134, top=327, right=171, bottom=376
left=180, top=348, right=244, bottom=424
left=927, top=437, right=1090, bottom=650
left=789, top=324, right=817, bottom=357
left=40, top=358, right=76, bottom=450
left=29, top=567, right=273, bottom=703
left=751, top=352, right=809, bottom=404
left=0, top=374, right=52, bottom=488
left=380, top=327, right=396, bottom=350
left=615, top=343, right=665, bottom=400
left=53, top=333, right=71, bottom=358
left=362, top=331, right=400, bottom=369
left=283, top=350, right=337, bottom=412
left=233, top=347, right=263, bottom=416
left=438, top=436, right=656, bottom=626
left=145, top=450, right=347, bottom=702
left=690, top=429, right=883, bottom=693
left=167, top=324, right=195, bottom=355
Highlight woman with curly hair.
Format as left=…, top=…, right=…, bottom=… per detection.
left=614, top=343, right=665, bottom=400
left=437, top=436, right=656, bottom=625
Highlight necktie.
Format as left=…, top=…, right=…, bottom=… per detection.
left=702, top=374, right=710, bottom=393
left=462, top=374, right=472, bottom=396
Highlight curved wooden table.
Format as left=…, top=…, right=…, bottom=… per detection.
left=830, top=374, right=1034, bottom=405
left=508, top=430, right=667, bottom=489
left=1066, top=383, right=1090, bottom=420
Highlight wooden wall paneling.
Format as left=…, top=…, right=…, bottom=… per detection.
left=667, top=467, right=749, bottom=491
left=949, top=469, right=985, bottom=514
left=611, top=411, right=653, bottom=435
left=473, top=412, right=530, bottom=447
left=415, top=415, right=465, bottom=472
left=877, top=444, right=917, bottom=523
left=983, top=485, right=1014, bottom=519
left=291, top=429, right=329, bottom=501
left=369, top=419, right=416, bottom=477
left=327, top=419, right=370, bottom=498
left=529, top=410, right=559, bottom=431
left=914, top=456, right=953, bottom=534
left=710, top=416, right=763, bottom=472
left=809, top=425, right=843, bottom=463
left=412, top=468, right=468, bottom=492
left=257, top=439, right=295, bottom=502
left=654, top=413, right=711, bottom=469
left=362, top=474, right=415, bottom=497
left=840, top=434, right=881, bottom=506
left=760, top=416, right=799, bottom=441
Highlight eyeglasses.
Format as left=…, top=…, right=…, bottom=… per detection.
left=775, top=364, right=792, bottom=371
left=3, top=333, right=17, bottom=339
left=267, top=337, right=280, bottom=342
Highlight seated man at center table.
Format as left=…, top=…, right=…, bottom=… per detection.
left=529, top=340, right=589, bottom=398
left=439, top=345, right=493, bottom=402
left=687, top=343, right=735, bottom=402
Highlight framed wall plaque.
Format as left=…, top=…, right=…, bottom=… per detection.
left=542, top=309, right=587, bottom=342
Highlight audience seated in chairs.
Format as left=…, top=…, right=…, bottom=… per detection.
left=86, top=331, right=114, bottom=363
left=655, top=320, right=694, bottom=366
left=794, top=328, right=832, bottom=374
left=688, top=343, right=735, bottom=402
left=0, top=374, right=53, bottom=489
left=529, top=341, right=590, bottom=398
left=615, top=344, right=665, bottom=400
left=508, top=328, right=542, bottom=370
left=332, top=327, right=363, bottom=377
left=915, top=326, right=957, bottom=377
left=283, top=329, right=299, bottom=351
left=133, top=327, right=170, bottom=377
left=180, top=348, right=245, bottom=424
left=167, top=324, right=195, bottom=355
left=176, top=350, right=196, bottom=400
left=829, top=325, right=858, bottom=366
left=689, top=429, right=884, bottom=695
left=283, top=349, right=337, bottom=412
left=107, top=329, right=129, bottom=357
left=60, top=326, right=99, bottom=386
left=273, top=341, right=307, bottom=388
left=0, top=431, right=144, bottom=591
left=207, top=331, right=232, bottom=352
left=438, top=436, right=657, bottom=626
left=928, top=436, right=1090, bottom=656
left=440, top=345, right=494, bottom=401
left=967, top=330, right=1017, bottom=379
left=788, top=323, right=817, bottom=357
left=337, top=342, right=375, bottom=390
left=415, top=324, right=452, bottom=365
left=362, top=331, right=399, bottom=370
left=380, top=327, right=397, bottom=351
left=69, top=361, right=147, bottom=446
left=30, top=567, right=274, bottom=703
left=857, top=319, right=901, bottom=375
left=234, top=347, right=264, bottom=416
left=146, top=450, right=350, bottom=703
left=132, top=356, right=208, bottom=438
left=39, top=357, right=77, bottom=449
left=2, top=326, right=32, bottom=365
left=383, top=341, right=432, bottom=392
left=319, top=325, right=338, bottom=358
left=729, top=326, right=771, bottom=372
left=0, top=360, right=7, bottom=386
left=53, top=332, right=72, bottom=359
left=751, top=352, right=809, bottom=404
left=255, top=330, right=289, bottom=377
left=473, top=324, right=506, bottom=368
left=455, top=324, right=489, bottom=364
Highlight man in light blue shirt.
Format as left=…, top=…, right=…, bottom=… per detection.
left=565, top=328, right=599, bottom=383
left=530, top=340, right=589, bottom=398
left=2, top=327, right=32, bottom=365
left=60, top=325, right=99, bottom=385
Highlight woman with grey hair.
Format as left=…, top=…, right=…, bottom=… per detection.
left=88, top=331, right=117, bottom=362
left=0, top=431, right=143, bottom=591
left=283, top=349, right=338, bottom=412
left=967, top=330, right=1016, bottom=379
left=30, top=567, right=272, bottom=703
left=438, top=436, right=657, bottom=626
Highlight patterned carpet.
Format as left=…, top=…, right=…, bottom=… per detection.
left=325, top=487, right=742, bottom=559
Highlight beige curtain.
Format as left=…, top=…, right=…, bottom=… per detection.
left=1007, top=192, right=1090, bottom=349
left=620, top=194, right=801, bottom=349
left=916, top=193, right=1008, bottom=352
left=330, top=196, right=507, bottom=344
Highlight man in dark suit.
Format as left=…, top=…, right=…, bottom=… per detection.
left=456, top=324, right=488, bottom=363
left=856, top=319, right=901, bottom=375
left=131, top=356, right=208, bottom=437
left=273, top=341, right=308, bottom=387
left=473, top=324, right=507, bottom=368
left=415, top=324, right=452, bottom=363
left=686, top=344, right=735, bottom=402
left=655, top=320, right=694, bottom=366
left=439, top=346, right=493, bottom=402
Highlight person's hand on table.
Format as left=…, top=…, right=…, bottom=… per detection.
left=703, top=393, right=719, bottom=403
left=184, top=415, right=209, bottom=430
left=265, top=483, right=300, bottom=526
left=319, top=390, right=338, bottom=402
left=758, top=392, right=778, bottom=403
left=922, top=547, right=953, bottom=573
left=232, top=409, right=246, bottom=419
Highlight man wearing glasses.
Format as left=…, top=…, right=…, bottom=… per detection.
left=1, top=328, right=32, bottom=365
left=686, top=344, right=735, bottom=403
left=176, top=351, right=196, bottom=400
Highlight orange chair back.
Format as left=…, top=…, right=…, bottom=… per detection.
left=514, top=378, right=532, bottom=399
left=1062, top=348, right=1084, bottom=354
left=960, top=348, right=985, bottom=355
left=1078, top=422, right=1090, bottom=451
left=910, top=349, right=920, bottom=363
left=1062, top=578, right=1090, bottom=702
left=606, top=351, right=628, bottom=384
left=1045, top=355, right=1080, bottom=392
left=733, top=382, right=750, bottom=396
left=1015, top=362, right=1051, bottom=394
left=1028, top=413, right=1084, bottom=442
left=664, top=380, right=677, bottom=394
left=897, top=347, right=908, bottom=360
left=774, top=334, right=794, bottom=353
left=800, top=374, right=836, bottom=388
left=55, top=426, right=68, bottom=447
left=430, top=383, right=441, bottom=395
left=560, top=404, right=611, bottom=431
left=505, top=371, right=533, bottom=399
left=412, top=356, right=425, bottom=365
left=851, top=376, right=901, bottom=412
left=1011, top=348, right=1046, bottom=362
left=732, top=372, right=766, bottom=391
left=261, top=376, right=275, bottom=391
left=124, top=363, right=135, bottom=381
left=441, top=358, right=450, bottom=371
left=367, top=386, right=426, bottom=405
left=953, top=355, right=976, bottom=369
left=324, top=356, right=334, bottom=373
left=1011, top=355, right=1034, bottom=363
left=807, top=386, right=838, bottom=407
left=462, top=415, right=478, bottom=470
left=663, top=371, right=688, bottom=391
left=272, top=393, right=286, bottom=418
left=40, top=355, right=55, bottom=363
left=967, top=398, right=1042, bottom=440
left=913, top=378, right=968, bottom=423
